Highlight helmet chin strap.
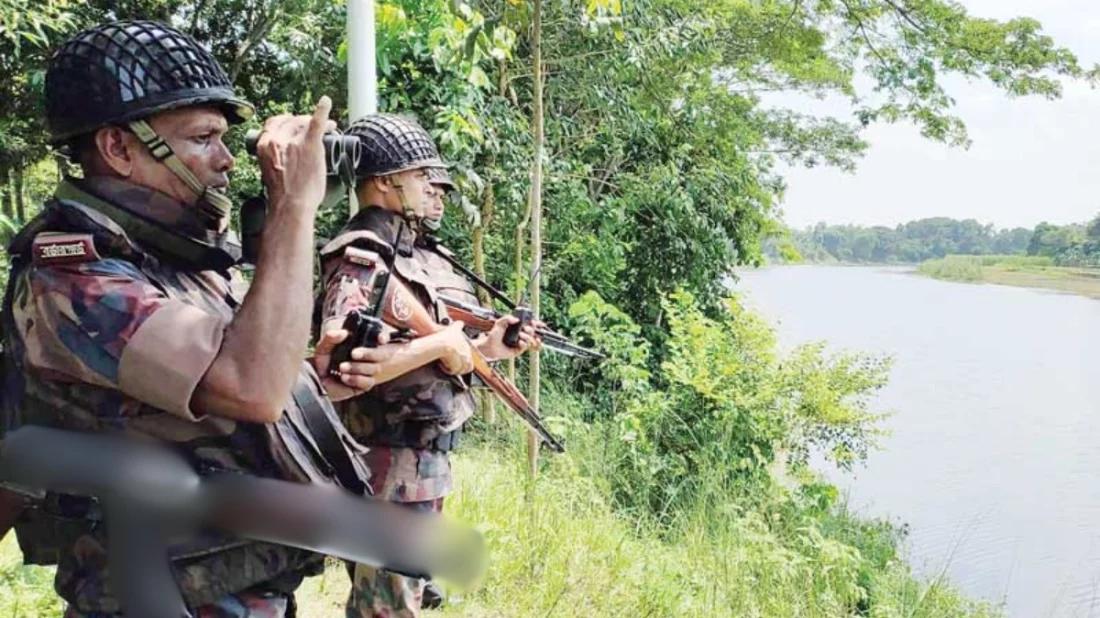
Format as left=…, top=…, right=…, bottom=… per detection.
left=127, top=120, right=232, bottom=229
left=390, top=179, right=424, bottom=232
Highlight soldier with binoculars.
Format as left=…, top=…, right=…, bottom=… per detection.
left=0, top=19, right=432, bottom=618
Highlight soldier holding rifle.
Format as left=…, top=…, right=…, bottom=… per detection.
left=318, top=113, right=546, bottom=618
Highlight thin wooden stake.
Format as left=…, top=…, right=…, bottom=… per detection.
left=526, top=0, right=545, bottom=480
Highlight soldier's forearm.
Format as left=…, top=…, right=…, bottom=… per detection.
left=194, top=205, right=316, bottom=423
left=369, top=333, right=453, bottom=386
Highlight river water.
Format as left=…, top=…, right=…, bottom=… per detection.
left=733, top=266, right=1100, bottom=618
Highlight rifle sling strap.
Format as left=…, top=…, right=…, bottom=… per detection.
left=420, top=236, right=515, bottom=309
left=290, top=375, right=367, bottom=495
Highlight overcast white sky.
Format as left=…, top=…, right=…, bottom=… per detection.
left=775, top=0, right=1100, bottom=231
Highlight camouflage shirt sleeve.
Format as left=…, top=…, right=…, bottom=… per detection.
left=319, top=249, right=384, bottom=331
left=18, top=258, right=228, bottom=420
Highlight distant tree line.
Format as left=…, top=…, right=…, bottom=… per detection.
left=771, top=215, right=1100, bottom=266
left=774, top=218, right=1032, bottom=264
left=1026, top=217, right=1100, bottom=266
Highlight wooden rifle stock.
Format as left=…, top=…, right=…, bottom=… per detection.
left=379, top=276, right=565, bottom=453
left=435, top=297, right=499, bottom=332
left=437, top=295, right=605, bottom=360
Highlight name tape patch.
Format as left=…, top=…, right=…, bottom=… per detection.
left=32, top=233, right=100, bottom=266
left=343, top=246, right=381, bottom=268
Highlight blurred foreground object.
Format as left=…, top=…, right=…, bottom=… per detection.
left=0, top=426, right=486, bottom=618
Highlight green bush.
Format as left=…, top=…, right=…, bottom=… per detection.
left=568, top=289, right=890, bottom=523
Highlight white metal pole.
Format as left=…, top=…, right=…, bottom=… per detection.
left=347, top=0, right=377, bottom=215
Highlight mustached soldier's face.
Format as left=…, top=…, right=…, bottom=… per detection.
left=124, top=107, right=235, bottom=206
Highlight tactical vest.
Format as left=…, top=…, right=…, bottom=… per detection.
left=0, top=184, right=369, bottom=613
left=414, top=238, right=480, bottom=308
left=319, top=207, right=474, bottom=451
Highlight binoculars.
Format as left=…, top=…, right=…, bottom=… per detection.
left=239, top=129, right=362, bottom=265
left=244, top=129, right=361, bottom=182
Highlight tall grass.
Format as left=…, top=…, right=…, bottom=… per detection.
left=974, top=255, right=1055, bottom=268
left=434, top=436, right=1003, bottom=618
left=916, top=254, right=1100, bottom=292
left=919, top=254, right=1057, bottom=277
left=0, top=432, right=1003, bottom=618
left=916, top=254, right=1057, bottom=282
left=917, top=256, right=985, bottom=282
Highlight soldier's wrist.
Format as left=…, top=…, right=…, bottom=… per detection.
left=263, top=199, right=315, bottom=229
left=473, top=337, right=498, bottom=362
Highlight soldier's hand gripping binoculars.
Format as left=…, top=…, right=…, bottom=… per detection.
left=239, top=128, right=363, bottom=265
left=244, top=129, right=361, bottom=185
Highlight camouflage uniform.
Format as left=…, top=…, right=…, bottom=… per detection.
left=63, top=589, right=293, bottom=618
left=413, top=239, right=480, bottom=308
left=2, top=176, right=350, bottom=617
left=318, top=206, right=476, bottom=618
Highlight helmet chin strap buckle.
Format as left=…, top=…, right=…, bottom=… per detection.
left=128, top=119, right=232, bottom=224
left=393, top=182, right=423, bottom=231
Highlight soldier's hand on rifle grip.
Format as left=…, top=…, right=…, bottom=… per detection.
left=479, top=314, right=543, bottom=361
left=437, top=322, right=475, bottom=376
left=503, top=306, right=533, bottom=348
left=312, top=328, right=395, bottom=402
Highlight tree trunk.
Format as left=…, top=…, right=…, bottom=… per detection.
left=472, top=180, right=497, bottom=424
left=189, top=0, right=209, bottom=35
left=228, top=2, right=276, bottom=83
left=508, top=226, right=523, bottom=384
left=14, top=164, right=26, bottom=222
left=512, top=192, right=532, bottom=388
left=2, top=167, right=13, bottom=220
left=526, top=0, right=545, bottom=479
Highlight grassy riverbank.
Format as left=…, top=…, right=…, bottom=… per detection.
left=917, top=255, right=1100, bottom=298
left=0, top=438, right=1002, bottom=618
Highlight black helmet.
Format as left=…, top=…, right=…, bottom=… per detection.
left=45, top=19, right=254, bottom=144
left=346, top=114, right=448, bottom=178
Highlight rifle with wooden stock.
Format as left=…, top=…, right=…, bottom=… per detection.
left=436, top=294, right=604, bottom=360
left=416, top=235, right=604, bottom=361
left=335, top=256, right=566, bottom=453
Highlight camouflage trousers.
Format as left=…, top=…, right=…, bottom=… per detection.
left=345, top=498, right=445, bottom=618
left=64, top=588, right=295, bottom=618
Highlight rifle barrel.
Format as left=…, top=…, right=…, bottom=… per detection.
left=536, top=331, right=605, bottom=359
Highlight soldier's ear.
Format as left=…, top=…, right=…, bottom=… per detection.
left=94, top=126, right=136, bottom=178
left=373, top=176, right=393, bottom=194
